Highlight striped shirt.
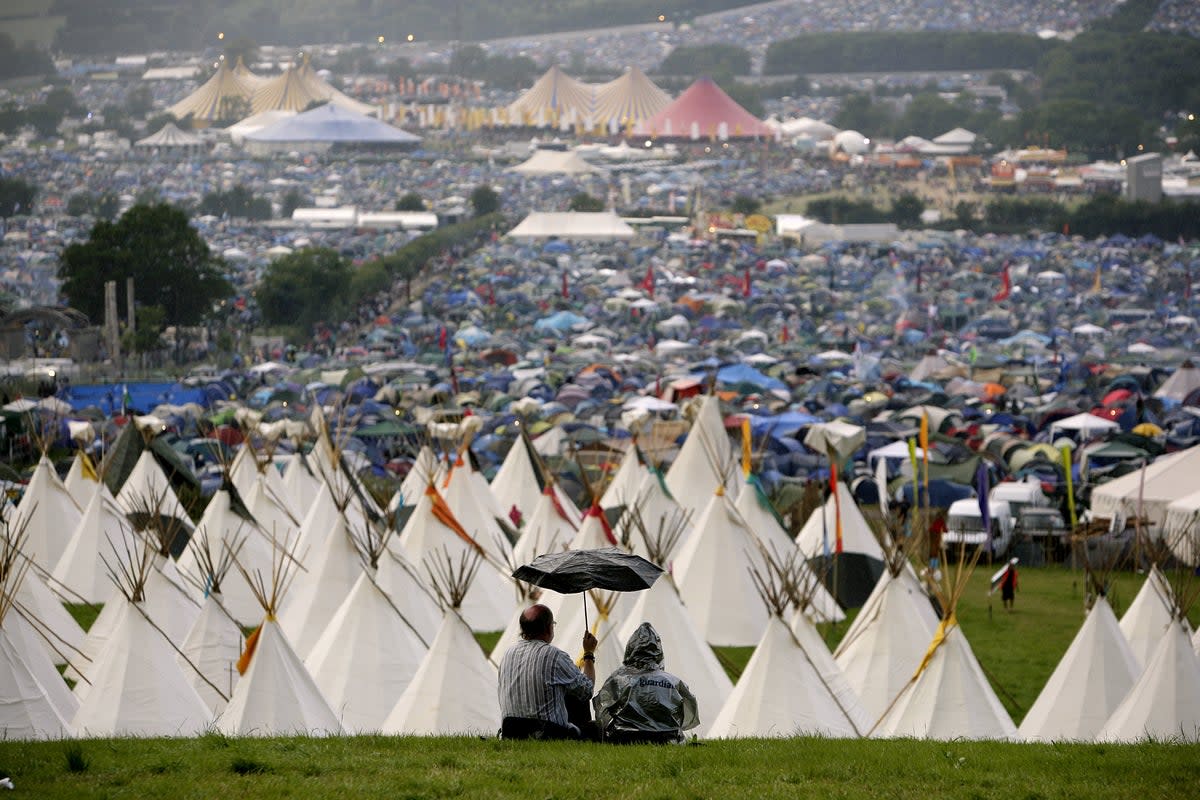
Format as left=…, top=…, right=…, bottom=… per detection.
left=498, top=638, right=593, bottom=728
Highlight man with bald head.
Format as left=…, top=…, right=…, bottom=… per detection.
left=498, top=603, right=598, bottom=740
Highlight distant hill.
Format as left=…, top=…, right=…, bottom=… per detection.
left=44, top=0, right=751, bottom=56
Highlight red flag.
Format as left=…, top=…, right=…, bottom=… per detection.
left=992, top=261, right=1011, bottom=302
left=561, top=271, right=569, bottom=298
left=830, top=460, right=844, bottom=554
left=438, top=326, right=447, bottom=350
left=640, top=264, right=655, bottom=297
left=781, top=324, right=789, bottom=343
left=743, top=266, right=752, bottom=298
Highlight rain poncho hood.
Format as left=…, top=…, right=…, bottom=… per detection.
left=594, top=622, right=699, bottom=740
left=623, top=621, right=665, bottom=670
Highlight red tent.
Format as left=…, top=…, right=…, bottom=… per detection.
left=635, top=77, right=773, bottom=141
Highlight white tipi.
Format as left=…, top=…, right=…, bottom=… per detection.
left=872, top=552, right=1018, bottom=741
left=71, top=539, right=212, bottom=737
left=1119, top=565, right=1175, bottom=668
left=1019, top=594, right=1140, bottom=741
left=11, top=454, right=82, bottom=570
left=52, top=481, right=137, bottom=604
left=833, top=556, right=939, bottom=722
left=215, top=535, right=343, bottom=737
left=617, top=509, right=730, bottom=737
left=665, top=394, right=739, bottom=515
left=1098, top=569, right=1200, bottom=743
left=381, top=551, right=500, bottom=735
left=673, top=487, right=769, bottom=646
left=708, top=558, right=869, bottom=738
left=178, top=534, right=245, bottom=713
left=0, top=516, right=72, bottom=739
left=394, top=482, right=515, bottom=631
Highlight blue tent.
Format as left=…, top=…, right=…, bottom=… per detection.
left=746, top=410, right=821, bottom=438
left=62, top=382, right=208, bottom=414
left=534, top=311, right=589, bottom=332
left=713, top=363, right=788, bottom=393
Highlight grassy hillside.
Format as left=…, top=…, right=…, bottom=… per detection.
left=2, top=734, right=1196, bottom=799
left=47, top=0, right=750, bottom=55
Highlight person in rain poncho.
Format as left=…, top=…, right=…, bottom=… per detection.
left=593, top=622, right=699, bottom=744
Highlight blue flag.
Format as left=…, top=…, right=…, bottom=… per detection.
left=976, top=462, right=991, bottom=554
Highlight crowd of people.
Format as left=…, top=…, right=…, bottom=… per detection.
left=481, top=0, right=1129, bottom=74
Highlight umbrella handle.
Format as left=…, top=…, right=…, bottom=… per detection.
left=583, top=597, right=589, bottom=636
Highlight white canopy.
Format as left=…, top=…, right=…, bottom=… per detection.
left=1048, top=412, right=1120, bottom=438
left=508, top=149, right=599, bottom=176
left=508, top=211, right=634, bottom=241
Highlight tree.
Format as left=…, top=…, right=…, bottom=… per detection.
left=891, top=194, right=925, bottom=229
left=834, top=93, right=894, bottom=138
left=199, top=185, right=271, bottom=220
left=470, top=185, right=500, bottom=217
left=0, top=178, right=36, bottom=217
left=59, top=204, right=233, bottom=326
left=568, top=192, right=604, bottom=212
left=395, top=192, right=426, bottom=211
left=224, top=36, right=259, bottom=67
left=66, top=192, right=94, bottom=217
left=124, top=305, right=166, bottom=353
left=96, top=192, right=120, bottom=220
left=257, top=248, right=352, bottom=333
left=731, top=195, right=761, bottom=215
left=125, top=86, right=154, bottom=117
left=23, top=105, right=64, bottom=138
left=660, top=44, right=750, bottom=76
left=281, top=189, right=307, bottom=219
left=954, top=201, right=977, bottom=229
left=0, top=34, right=54, bottom=80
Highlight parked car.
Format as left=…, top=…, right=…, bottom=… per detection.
left=944, top=498, right=1015, bottom=558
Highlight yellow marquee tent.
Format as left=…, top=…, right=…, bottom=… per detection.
left=168, top=58, right=257, bottom=127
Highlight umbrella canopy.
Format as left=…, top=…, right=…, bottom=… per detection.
left=512, top=548, right=663, bottom=595
left=513, top=548, right=664, bottom=631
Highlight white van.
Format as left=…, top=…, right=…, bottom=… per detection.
left=945, top=498, right=1015, bottom=557
left=989, top=480, right=1050, bottom=519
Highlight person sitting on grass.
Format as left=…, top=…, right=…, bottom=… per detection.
left=498, top=603, right=598, bottom=740
left=593, top=622, right=699, bottom=744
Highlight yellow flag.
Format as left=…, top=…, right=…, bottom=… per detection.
left=919, top=412, right=930, bottom=495
left=741, top=417, right=752, bottom=477
left=907, top=437, right=919, bottom=513
left=1062, top=446, right=1077, bottom=528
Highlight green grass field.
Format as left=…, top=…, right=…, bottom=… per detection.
left=22, top=565, right=1197, bottom=798
left=2, top=733, right=1197, bottom=799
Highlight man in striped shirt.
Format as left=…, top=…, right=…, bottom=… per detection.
left=499, top=603, right=598, bottom=740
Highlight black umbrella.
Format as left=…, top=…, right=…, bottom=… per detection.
left=512, top=547, right=664, bottom=630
